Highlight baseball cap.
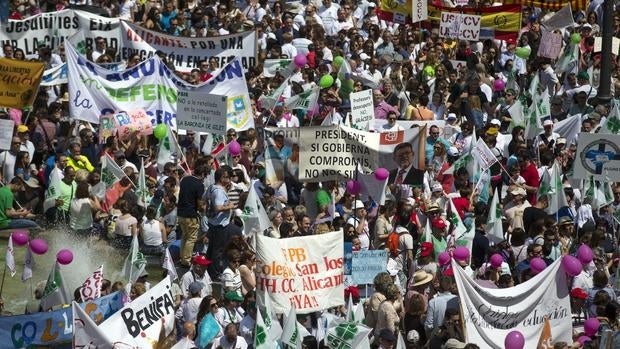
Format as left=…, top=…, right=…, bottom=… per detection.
left=432, top=183, right=443, bottom=192
left=224, top=291, right=244, bottom=302
left=426, top=203, right=441, bottom=213
left=378, top=329, right=396, bottom=342
left=489, top=119, right=501, bottom=127
left=431, top=217, right=447, bottom=230
left=486, top=127, right=498, bottom=136
left=447, top=113, right=457, bottom=120
left=510, top=187, right=527, bottom=196
left=447, top=146, right=459, bottom=157
left=577, top=71, right=590, bottom=80
left=188, top=281, right=204, bottom=295
left=17, top=125, right=28, bottom=133
left=557, top=137, right=566, bottom=145
left=192, top=255, right=212, bottom=266
left=570, top=288, right=588, bottom=300
left=543, top=119, right=553, bottom=127
left=420, top=242, right=433, bottom=257
left=559, top=216, right=573, bottom=226
left=353, top=200, right=365, bottom=210
left=581, top=23, right=592, bottom=30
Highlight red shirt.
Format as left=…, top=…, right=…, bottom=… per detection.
left=520, top=162, right=540, bottom=205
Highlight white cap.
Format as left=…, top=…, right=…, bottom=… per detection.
left=447, top=113, right=457, bottom=120
left=490, top=119, right=501, bottom=126
left=353, top=200, right=365, bottom=210
left=447, top=146, right=459, bottom=157
left=432, top=183, right=443, bottom=192
left=582, top=23, right=592, bottom=29
left=543, top=119, right=553, bottom=126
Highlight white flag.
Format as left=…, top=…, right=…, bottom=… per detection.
left=121, top=234, right=146, bottom=284
left=541, top=3, right=574, bottom=31
left=262, top=289, right=283, bottom=341
left=22, top=243, right=33, bottom=282
left=79, top=265, right=104, bottom=302
left=486, top=188, right=505, bottom=243
left=240, top=180, right=271, bottom=237
left=281, top=305, right=311, bottom=349
left=157, top=124, right=186, bottom=173
left=101, top=152, right=127, bottom=187
left=5, top=235, right=15, bottom=277
left=162, top=247, right=178, bottom=281
left=325, top=318, right=372, bottom=349
left=254, top=302, right=279, bottom=349
left=72, top=301, right=112, bottom=347
left=471, top=138, right=498, bottom=171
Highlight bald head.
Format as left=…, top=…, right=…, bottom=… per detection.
left=183, top=322, right=195, bottom=338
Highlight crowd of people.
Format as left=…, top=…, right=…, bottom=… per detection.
left=3, top=0, right=620, bottom=348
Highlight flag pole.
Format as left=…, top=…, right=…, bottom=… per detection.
left=0, top=264, right=6, bottom=299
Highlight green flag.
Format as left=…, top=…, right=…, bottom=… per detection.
left=40, top=261, right=70, bottom=311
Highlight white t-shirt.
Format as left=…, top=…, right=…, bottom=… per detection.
left=0, top=151, right=16, bottom=183
left=180, top=269, right=212, bottom=298
left=142, top=218, right=163, bottom=246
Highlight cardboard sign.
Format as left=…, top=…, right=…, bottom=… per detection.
left=115, top=109, right=153, bottom=141
left=350, top=89, right=374, bottom=131
left=439, top=12, right=481, bottom=41
left=177, top=92, right=227, bottom=135
left=538, top=29, right=563, bottom=59
left=411, top=0, right=428, bottom=23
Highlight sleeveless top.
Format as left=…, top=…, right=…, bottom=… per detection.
left=142, top=218, right=163, bottom=246
left=115, top=215, right=137, bottom=237
left=69, top=198, right=93, bottom=230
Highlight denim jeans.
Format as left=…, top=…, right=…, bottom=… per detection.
left=8, top=219, right=40, bottom=229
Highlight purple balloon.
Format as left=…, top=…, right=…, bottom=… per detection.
left=438, top=251, right=451, bottom=266
left=584, top=318, right=600, bottom=337
left=530, top=257, right=547, bottom=275
left=577, top=244, right=594, bottom=264
left=493, top=79, right=506, bottom=92
left=562, top=255, right=583, bottom=277
left=346, top=180, right=362, bottom=195
left=374, top=168, right=389, bottom=181
left=294, top=54, right=307, bottom=68
left=504, top=330, right=525, bottom=349
left=490, top=254, right=503, bottom=268
left=56, top=249, right=74, bottom=265
left=453, top=246, right=470, bottom=261
left=228, top=140, right=241, bottom=156
left=12, top=231, right=29, bottom=246
left=30, top=239, right=48, bottom=255
left=578, top=336, right=592, bottom=345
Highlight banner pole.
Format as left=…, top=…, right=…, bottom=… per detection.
left=0, top=264, right=6, bottom=299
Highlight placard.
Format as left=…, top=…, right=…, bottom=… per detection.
left=351, top=250, right=388, bottom=285
left=115, top=109, right=154, bottom=141
left=439, top=12, right=481, bottom=41
left=573, top=133, right=620, bottom=181
left=350, top=89, right=374, bottom=131
left=177, top=92, right=227, bottom=135
left=594, top=36, right=620, bottom=55
left=537, top=29, right=563, bottom=59
left=411, top=0, right=428, bottom=23
left=0, top=119, right=15, bottom=150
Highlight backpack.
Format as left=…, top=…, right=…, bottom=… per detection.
left=387, top=231, right=400, bottom=258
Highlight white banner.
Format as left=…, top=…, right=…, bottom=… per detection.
left=453, top=259, right=572, bottom=348
left=40, top=63, right=68, bottom=86
left=411, top=0, right=428, bottom=23
left=0, top=10, right=121, bottom=56
left=573, top=133, right=620, bottom=181
left=350, top=89, right=374, bottom=131
left=255, top=231, right=344, bottom=314
left=472, top=137, right=498, bottom=171
left=67, top=42, right=254, bottom=131
left=439, top=12, right=481, bottom=41
left=79, top=265, right=103, bottom=302
left=121, top=22, right=257, bottom=71
left=98, top=277, right=174, bottom=346
left=262, top=59, right=295, bottom=78
left=176, top=92, right=227, bottom=135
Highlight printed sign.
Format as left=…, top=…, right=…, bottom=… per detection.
left=351, top=250, right=388, bottom=285
left=350, top=89, right=374, bottom=131
left=538, top=29, right=563, bottom=59
left=411, top=0, right=428, bottom=23
left=0, top=58, right=45, bottom=108
left=255, top=231, right=344, bottom=314
left=177, top=92, right=227, bottom=135
left=574, top=133, right=620, bottom=181
left=594, top=36, right=620, bottom=55
left=439, top=12, right=481, bottom=41
left=0, top=119, right=15, bottom=150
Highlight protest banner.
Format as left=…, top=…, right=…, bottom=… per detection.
left=375, top=125, right=427, bottom=171
left=439, top=13, right=481, bottom=41
left=0, top=58, right=45, bottom=108
left=298, top=125, right=378, bottom=181
left=351, top=250, right=388, bottom=285
left=350, top=89, right=374, bottom=131
left=176, top=92, right=227, bottom=135
left=121, top=22, right=257, bottom=72
left=0, top=119, right=15, bottom=150
left=0, top=10, right=121, bottom=55
left=98, top=277, right=174, bottom=346
left=411, top=0, right=427, bottom=23
left=263, top=127, right=299, bottom=146
left=427, top=4, right=521, bottom=41
left=40, top=63, right=68, bottom=86
left=573, top=133, right=620, bottom=181
left=115, top=109, right=154, bottom=141
left=453, top=258, right=572, bottom=348
left=255, top=231, right=344, bottom=314
left=538, top=29, right=563, bottom=59
left=504, top=0, right=588, bottom=12
left=262, top=59, right=295, bottom=78
left=67, top=42, right=253, bottom=131
left=0, top=291, right=124, bottom=348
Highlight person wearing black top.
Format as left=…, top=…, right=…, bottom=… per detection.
left=177, top=159, right=209, bottom=268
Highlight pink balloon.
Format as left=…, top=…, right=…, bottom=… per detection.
left=578, top=335, right=592, bottom=345
left=56, top=249, right=73, bottom=265
left=530, top=257, right=547, bottom=275
left=346, top=180, right=362, bottom=195
left=12, top=231, right=29, bottom=246
left=294, top=54, right=307, bottom=68
left=577, top=244, right=594, bottom=264
left=453, top=246, right=470, bottom=261
left=562, top=255, right=583, bottom=277
left=438, top=252, right=451, bottom=266
left=374, top=168, right=389, bottom=181
left=228, top=140, right=241, bottom=156
left=493, top=79, right=506, bottom=92
left=504, top=330, right=525, bottom=349
left=30, top=239, right=48, bottom=255
left=490, top=254, right=503, bottom=268
left=584, top=318, right=600, bottom=337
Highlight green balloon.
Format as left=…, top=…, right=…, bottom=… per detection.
left=333, top=56, right=345, bottom=68
left=571, top=33, right=581, bottom=44
left=319, top=74, right=334, bottom=89
left=154, top=123, right=167, bottom=140
left=423, top=65, right=435, bottom=77
left=515, top=47, right=531, bottom=59
left=316, top=189, right=331, bottom=207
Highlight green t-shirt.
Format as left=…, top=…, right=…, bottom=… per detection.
left=0, top=186, right=14, bottom=228
left=431, top=234, right=448, bottom=258
left=58, top=180, right=76, bottom=212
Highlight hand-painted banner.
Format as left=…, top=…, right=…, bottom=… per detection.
left=504, top=0, right=588, bottom=12
left=0, top=10, right=121, bottom=55
left=121, top=22, right=257, bottom=72
left=66, top=42, right=254, bottom=131
left=256, top=230, right=344, bottom=314
left=428, top=4, right=521, bottom=41
left=0, top=58, right=45, bottom=108
left=97, top=278, right=175, bottom=347
left=453, top=258, right=572, bottom=348
left=0, top=291, right=124, bottom=348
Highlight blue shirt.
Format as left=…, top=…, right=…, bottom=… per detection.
left=206, top=184, right=231, bottom=226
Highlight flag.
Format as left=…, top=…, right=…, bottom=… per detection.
left=265, top=147, right=285, bottom=190
left=473, top=169, right=491, bottom=204
left=262, top=58, right=295, bottom=78
left=79, top=265, right=104, bottom=302
left=136, top=157, right=148, bottom=206
left=555, top=43, right=579, bottom=75
left=5, top=234, right=15, bottom=277
left=486, top=188, right=504, bottom=243
left=22, top=243, right=33, bottom=282
left=72, top=301, right=112, bottom=347
left=504, top=0, right=588, bottom=12
left=262, top=289, right=283, bottom=341
left=471, top=138, right=498, bottom=171
left=254, top=302, right=278, bottom=349
left=447, top=199, right=467, bottom=238
left=396, top=331, right=407, bottom=349
left=541, top=3, right=574, bottom=30
left=345, top=294, right=355, bottom=322
left=43, top=168, right=63, bottom=212
left=121, top=234, right=146, bottom=284
left=240, top=180, right=271, bottom=238
left=456, top=221, right=476, bottom=266
left=325, top=319, right=372, bottom=349
left=162, top=247, right=178, bottom=281
left=157, top=124, right=186, bottom=173
left=40, top=261, right=70, bottom=311
left=285, top=86, right=320, bottom=111
left=444, top=153, right=473, bottom=175
left=584, top=176, right=614, bottom=210
left=259, top=77, right=290, bottom=110
left=537, top=316, right=553, bottom=348
left=196, top=313, right=223, bottom=348
left=545, top=162, right=568, bottom=214
left=600, top=99, right=620, bottom=134
left=281, top=305, right=311, bottom=349
left=357, top=165, right=388, bottom=205
left=507, top=99, right=525, bottom=128
left=101, top=152, right=126, bottom=187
